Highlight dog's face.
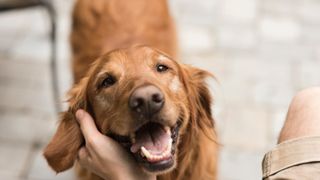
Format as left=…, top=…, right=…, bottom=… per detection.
left=44, top=46, right=214, bottom=175
left=88, top=47, right=188, bottom=173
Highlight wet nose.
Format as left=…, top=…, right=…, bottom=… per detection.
left=129, top=85, right=164, bottom=118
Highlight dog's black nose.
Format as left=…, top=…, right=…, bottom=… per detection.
left=129, top=85, right=164, bottom=118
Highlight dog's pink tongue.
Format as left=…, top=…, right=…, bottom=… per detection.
left=131, top=123, right=170, bottom=154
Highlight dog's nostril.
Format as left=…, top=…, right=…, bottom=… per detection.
left=136, top=98, right=144, bottom=108
left=152, top=93, right=163, bottom=103
left=130, top=97, right=144, bottom=109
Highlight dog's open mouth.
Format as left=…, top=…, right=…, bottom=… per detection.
left=108, top=122, right=181, bottom=172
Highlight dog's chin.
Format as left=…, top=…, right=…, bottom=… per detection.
left=140, top=154, right=175, bottom=174
left=108, top=120, right=181, bottom=174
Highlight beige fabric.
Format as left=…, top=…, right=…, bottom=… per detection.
left=262, top=136, right=320, bottom=179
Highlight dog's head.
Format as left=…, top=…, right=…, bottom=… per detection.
left=44, top=46, right=214, bottom=174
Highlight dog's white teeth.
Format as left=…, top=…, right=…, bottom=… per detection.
left=168, top=138, right=173, bottom=146
left=140, top=149, right=145, bottom=157
left=151, top=154, right=156, bottom=160
left=164, top=126, right=171, bottom=135
left=140, top=137, right=173, bottom=161
left=141, top=146, right=151, bottom=158
left=165, top=139, right=172, bottom=154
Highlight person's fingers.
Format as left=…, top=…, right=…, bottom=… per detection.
left=78, top=147, right=91, bottom=166
left=76, top=109, right=101, bottom=141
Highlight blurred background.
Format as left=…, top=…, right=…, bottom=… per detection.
left=0, top=0, right=320, bottom=179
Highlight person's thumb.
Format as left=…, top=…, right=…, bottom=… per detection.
left=76, top=109, right=101, bottom=141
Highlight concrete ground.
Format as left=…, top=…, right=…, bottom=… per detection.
left=0, top=0, right=320, bottom=179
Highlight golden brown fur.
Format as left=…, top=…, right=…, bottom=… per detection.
left=71, top=0, right=177, bottom=83
left=44, top=0, right=218, bottom=180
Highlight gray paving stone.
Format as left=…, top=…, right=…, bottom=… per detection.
left=295, top=60, right=320, bottom=90
left=28, top=148, right=76, bottom=180
left=268, top=107, right=288, bottom=146
left=0, top=141, right=32, bottom=178
left=298, top=0, right=320, bottom=25
left=0, top=58, right=50, bottom=81
left=0, top=10, right=30, bottom=35
left=261, top=0, right=299, bottom=16
left=53, top=0, right=76, bottom=17
left=258, top=43, right=314, bottom=64
left=0, top=80, right=54, bottom=113
left=219, top=148, right=265, bottom=180
left=169, top=0, right=218, bottom=26
left=0, top=173, right=21, bottom=180
left=216, top=55, right=273, bottom=105
left=0, top=59, right=58, bottom=112
left=248, top=59, right=294, bottom=107
left=301, top=24, right=320, bottom=46
left=178, top=25, right=216, bottom=54
left=259, top=16, right=301, bottom=42
left=10, top=34, right=50, bottom=63
left=0, top=108, right=56, bottom=143
left=252, top=80, right=294, bottom=108
left=219, top=0, right=257, bottom=23
left=316, top=47, right=320, bottom=61
left=221, top=105, right=269, bottom=151
left=216, top=24, right=257, bottom=50
left=219, top=77, right=251, bottom=106
left=18, top=8, right=49, bottom=36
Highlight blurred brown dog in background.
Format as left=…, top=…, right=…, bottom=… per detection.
left=70, top=0, right=177, bottom=83
left=43, top=0, right=218, bottom=180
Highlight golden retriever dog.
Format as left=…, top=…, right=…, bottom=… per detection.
left=44, top=0, right=218, bottom=180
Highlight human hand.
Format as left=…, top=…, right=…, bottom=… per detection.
left=76, top=109, right=156, bottom=180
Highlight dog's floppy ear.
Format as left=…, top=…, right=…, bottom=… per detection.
left=180, top=64, right=215, bottom=135
left=174, top=64, right=216, bottom=179
left=43, top=77, right=89, bottom=173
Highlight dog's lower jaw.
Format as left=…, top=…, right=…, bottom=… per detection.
left=131, top=121, right=181, bottom=173
left=142, top=155, right=177, bottom=175
left=107, top=120, right=182, bottom=174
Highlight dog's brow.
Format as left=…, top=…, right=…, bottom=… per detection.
left=158, top=55, right=169, bottom=62
left=157, top=54, right=180, bottom=69
left=97, top=71, right=106, bottom=77
left=95, top=71, right=111, bottom=85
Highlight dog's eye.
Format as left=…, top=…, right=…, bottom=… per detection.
left=100, top=75, right=116, bottom=88
left=156, top=64, right=169, bottom=72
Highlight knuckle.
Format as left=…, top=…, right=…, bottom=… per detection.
left=78, top=148, right=87, bottom=159
left=86, top=136, right=99, bottom=148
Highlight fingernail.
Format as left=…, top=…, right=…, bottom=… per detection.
left=76, top=109, right=84, bottom=120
